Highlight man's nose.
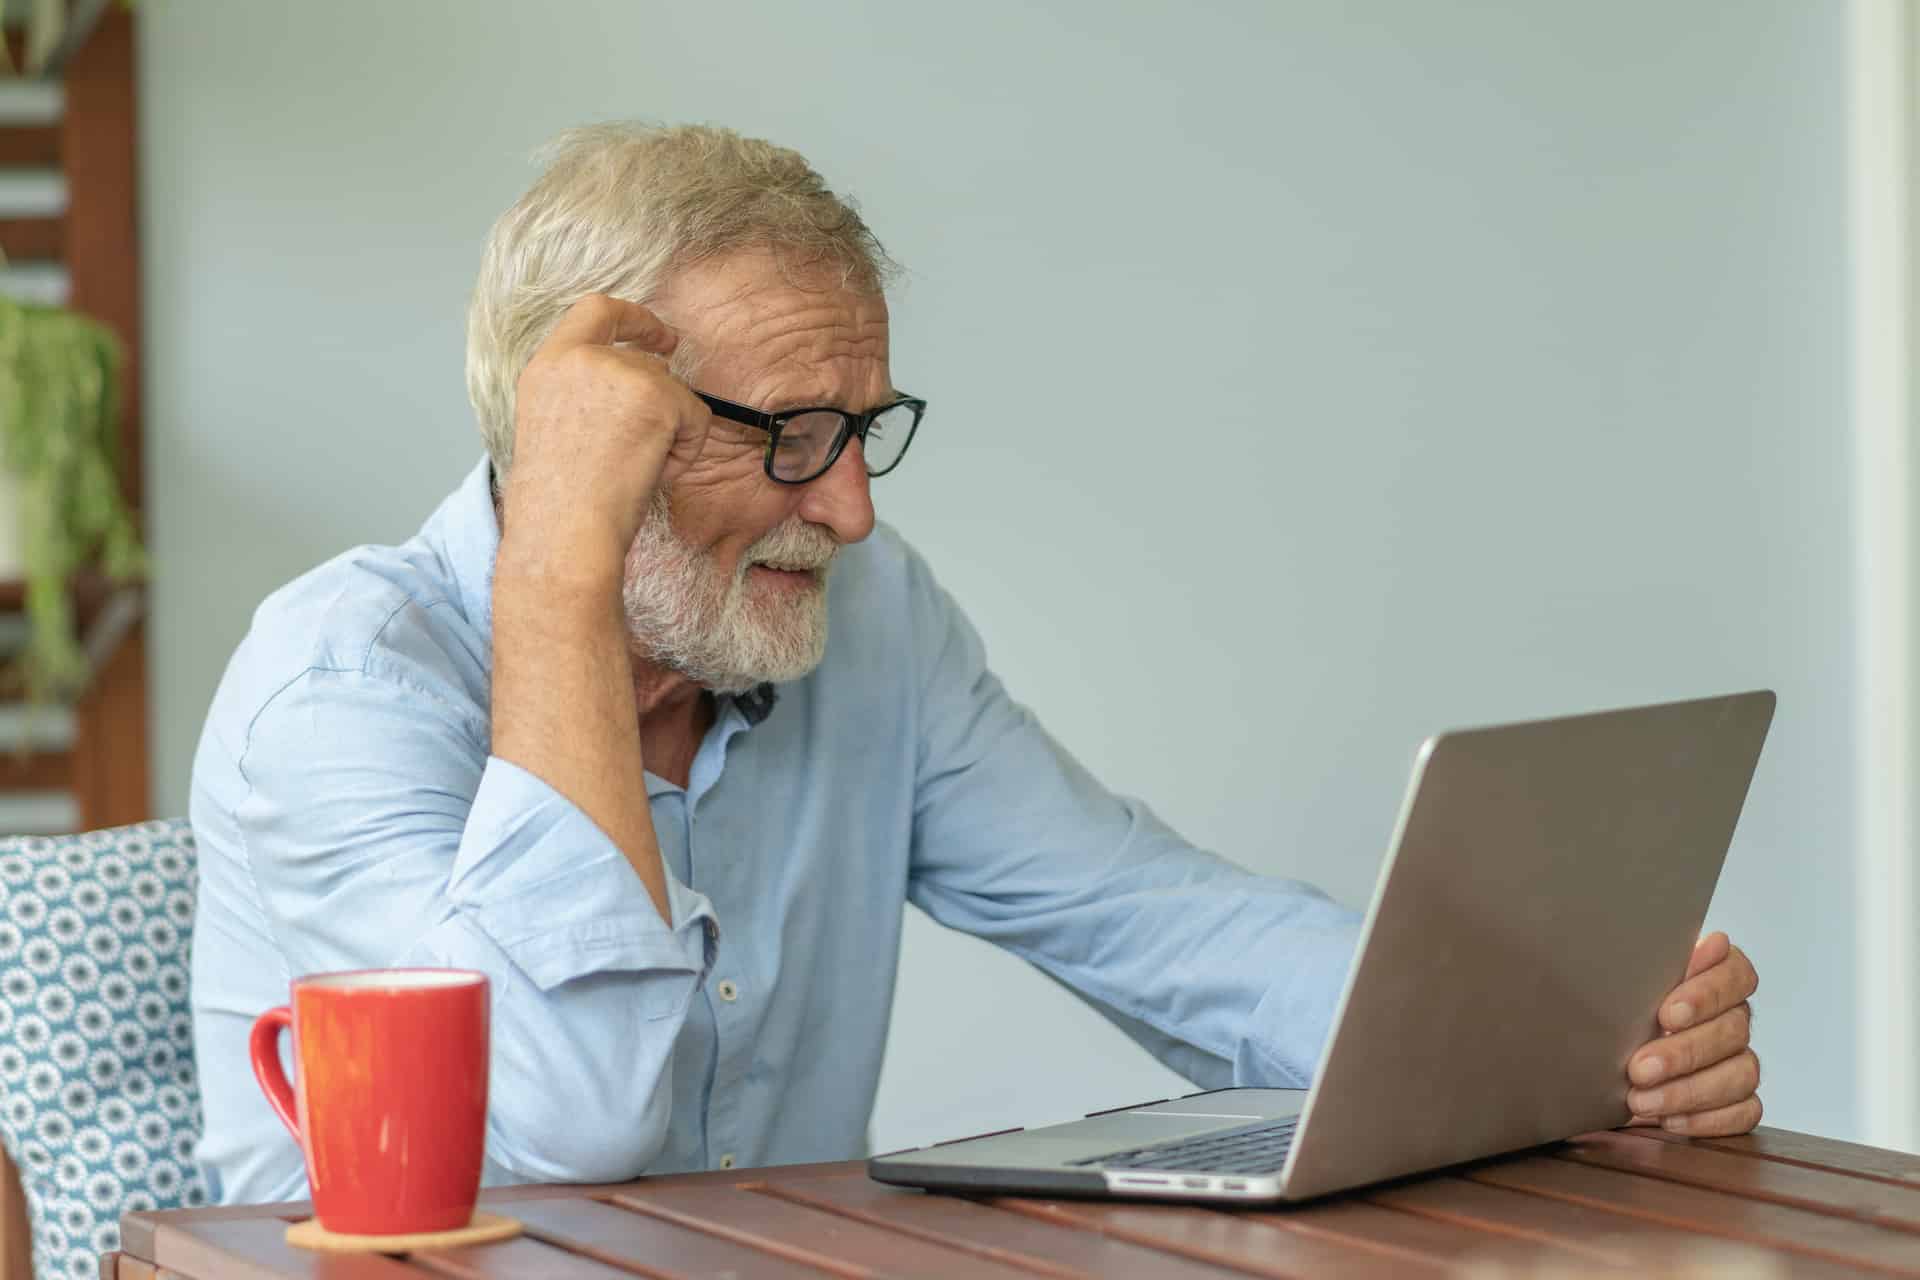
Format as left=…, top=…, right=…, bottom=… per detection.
left=797, top=438, right=876, bottom=544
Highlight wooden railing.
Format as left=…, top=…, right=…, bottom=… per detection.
left=0, top=7, right=148, bottom=1275
left=0, top=7, right=147, bottom=835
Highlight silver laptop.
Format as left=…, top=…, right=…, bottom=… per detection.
left=869, top=690, right=1775, bottom=1204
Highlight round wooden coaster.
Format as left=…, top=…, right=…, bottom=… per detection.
left=285, top=1210, right=522, bottom=1253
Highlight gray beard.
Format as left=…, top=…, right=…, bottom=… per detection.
left=620, top=494, right=837, bottom=694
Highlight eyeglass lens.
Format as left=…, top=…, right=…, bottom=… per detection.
left=770, top=403, right=918, bottom=482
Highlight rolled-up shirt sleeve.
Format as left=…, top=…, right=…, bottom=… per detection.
left=228, top=665, right=716, bottom=1185
left=901, top=553, right=1362, bottom=1089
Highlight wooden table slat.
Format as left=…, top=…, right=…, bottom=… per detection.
left=1624, top=1127, right=1920, bottom=1189
left=995, top=1196, right=1448, bottom=1278
left=153, top=1219, right=428, bottom=1280
left=611, top=1184, right=1055, bottom=1279
left=514, top=1197, right=842, bottom=1280
left=1563, top=1131, right=1920, bottom=1232
left=408, top=1234, right=659, bottom=1279
left=120, top=1200, right=316, bottom=1263
left=1369, top=1174, right=1884, bottom=1278
left=1246, top=1196, right=1628, bottom=1271
left=765, top=1171, right=1269, bottom=1280
left=1471, top=1155, right=1920, bottom=1275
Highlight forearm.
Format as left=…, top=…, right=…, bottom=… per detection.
left=487, top=292, right=706, bottom=925
left=404, top=908, right=696, bottom=1181
left=491, top=530, right=670, bottom=920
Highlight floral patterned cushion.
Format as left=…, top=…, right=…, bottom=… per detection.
left=0, top=819, right=208, bottom=1280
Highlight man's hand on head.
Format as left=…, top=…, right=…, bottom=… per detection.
left=1624, top=932, right=1761, bottom=1136
left=503, top=293, right=711, bottom=571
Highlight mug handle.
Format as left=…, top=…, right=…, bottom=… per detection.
left=248, top=1005, right=303, bottom=1144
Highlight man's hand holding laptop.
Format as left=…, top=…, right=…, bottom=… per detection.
left=1628, top=930, right=1762, bottom=1136
left=873, top=692, right=1774, bottom=1204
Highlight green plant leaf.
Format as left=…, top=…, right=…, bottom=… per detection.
left=0, top=294, right=146, bottom=703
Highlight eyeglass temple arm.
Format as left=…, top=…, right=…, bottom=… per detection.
left=692, top=391, right=778, bottom=431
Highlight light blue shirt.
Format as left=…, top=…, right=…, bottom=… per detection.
left=189, top=458, right=1362, bottom=1203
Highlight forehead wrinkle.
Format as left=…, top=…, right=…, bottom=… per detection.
left=728, top=304, right=889, bottom=412
left=728, top=297, right=885, bottom=354
left=744, top=351, right=889, bottom=413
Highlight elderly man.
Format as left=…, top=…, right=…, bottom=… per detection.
left=190, top=123, right=1762, bottom=1202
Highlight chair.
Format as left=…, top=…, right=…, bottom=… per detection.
left=0, top=820, right=209, bottom=1280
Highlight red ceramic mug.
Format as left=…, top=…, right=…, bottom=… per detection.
left=249, top=968, right=490, bottom=1236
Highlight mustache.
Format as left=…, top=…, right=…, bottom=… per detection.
left=744, top=519, right=840, bottom=573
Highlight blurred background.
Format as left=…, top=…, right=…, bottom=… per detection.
left=0, top=0, right=1909, bottom=1173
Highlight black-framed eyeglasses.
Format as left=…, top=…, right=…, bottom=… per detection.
left=693, top=390, right=927, bottom=485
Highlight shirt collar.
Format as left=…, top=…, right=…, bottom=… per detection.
left=426, top=456, right=779, bottom=726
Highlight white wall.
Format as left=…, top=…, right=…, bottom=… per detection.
left=1849, top=0, right=1920, bottom=1155
left=140, top=1, right=1864, bottom=1151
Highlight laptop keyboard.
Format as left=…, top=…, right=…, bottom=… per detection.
left=1068, top=1117, right=1298, bottom=1175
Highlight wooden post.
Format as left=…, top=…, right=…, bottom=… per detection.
left=61, top=6, right=149, bottom=829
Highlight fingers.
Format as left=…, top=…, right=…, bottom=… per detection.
left=544, top=293, right=679, bottom=356
left=1684, top=930, right=1731, bottom=981
left=1628, top=939, right=1762, bottom=1140
left=1656, top=1093, right=1763, bottom=1137
left=1661, top=940, right=1757, bottom=1032
left=1630, top=1002, right=1750, bottom=1089
left=1628, top=1047, right=1760, bottom=1119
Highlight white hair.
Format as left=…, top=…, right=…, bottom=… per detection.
left=466, top=121, right=899, bottom=477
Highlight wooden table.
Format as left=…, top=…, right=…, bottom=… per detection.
left=110, top=1126, right=1920, bottom=1278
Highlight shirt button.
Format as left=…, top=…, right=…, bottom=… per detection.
left=717, top=979, right=739, bottom=1002
left=718, top=1153, right=737, bottom=1169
